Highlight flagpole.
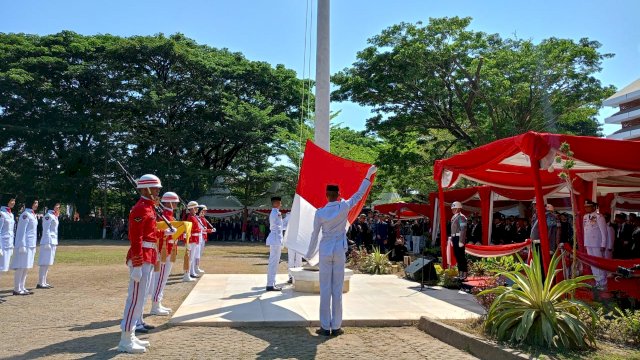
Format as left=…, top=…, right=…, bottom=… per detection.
left=314, top=0, right=330, bottom=151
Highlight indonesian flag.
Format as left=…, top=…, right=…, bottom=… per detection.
left=284, top=140, right=375, bottom=265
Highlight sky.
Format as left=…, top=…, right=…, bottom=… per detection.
left=2, top=0, right=640, bottom=136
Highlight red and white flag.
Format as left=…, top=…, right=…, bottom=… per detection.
left=284, top=140, right=375, bottom=265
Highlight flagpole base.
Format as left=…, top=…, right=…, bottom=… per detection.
left=290, top=267, right=353, bottom=293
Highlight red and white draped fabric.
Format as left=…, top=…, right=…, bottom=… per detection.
left=446, top=239, right=533, bottom=268
left=465, top=239, right=532, bottom=258
left=435, top=131, right=640, bottom=271
left=561, top=243, right=640, bottom=273
left=284, top=140, right=375, bottom=265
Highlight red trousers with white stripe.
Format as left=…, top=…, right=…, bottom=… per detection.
left=120, top=262, right=154, bottom=332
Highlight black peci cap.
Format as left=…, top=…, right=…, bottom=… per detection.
left=326, top=184, right=339, bottom=192
left=271, top=196, right=282, bottom=202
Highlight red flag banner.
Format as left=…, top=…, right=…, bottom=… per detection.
left=284, top=140, right=375, bottom=265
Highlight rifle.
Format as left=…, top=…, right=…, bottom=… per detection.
left=108, top=152, right=175, bottom=232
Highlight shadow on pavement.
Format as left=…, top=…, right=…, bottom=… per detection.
left=240, top=327, right=330, bottom=360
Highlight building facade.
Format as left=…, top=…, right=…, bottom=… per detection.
left=604, top=78, right=640, bottom=141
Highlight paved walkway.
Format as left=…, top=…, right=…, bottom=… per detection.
left=171, top=274, right=483, bottom=327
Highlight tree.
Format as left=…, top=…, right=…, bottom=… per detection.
left=332, top=17, right=615, bottom=197
left=0, top=32, right=310, bottom=216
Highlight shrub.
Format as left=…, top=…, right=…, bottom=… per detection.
left=480, top=246, right=597, bottom=350
left=471, top=276, right=507, bottom=312
left=347, top=246, right=369, bottom=271
left=588, top=308, right=640, bottom=345
left=362, top=247, right=392, bottom=275
left=439, top=267, right=460, bottom=288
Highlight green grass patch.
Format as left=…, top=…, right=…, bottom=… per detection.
left=54, top=247, right=127, bottom=265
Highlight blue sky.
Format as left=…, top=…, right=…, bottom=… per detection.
left=3, top=0, right=639, bottom=136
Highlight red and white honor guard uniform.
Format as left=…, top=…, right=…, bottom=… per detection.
left=38, top=206, right=60, bottom=288
left=11, top=201, right=39, bottom=295
left=148, top=192, right=180, bottom=316
left=184, top=201, right=201, bottom=282
left=118, top=174, right=162, bottom=354
left=197, top=205, right=214, bottom=274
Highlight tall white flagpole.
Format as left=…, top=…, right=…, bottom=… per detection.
left=314, top=0, right=330, bottom=151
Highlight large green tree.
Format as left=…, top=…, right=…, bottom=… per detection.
left=332, top=16, right=615, bottom=197
left=0, top=32, right=310, bottom=216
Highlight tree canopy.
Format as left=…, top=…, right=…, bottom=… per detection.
left=332, top=16, right=615, bottom=196
left=0, top=31, right=311, bottom=216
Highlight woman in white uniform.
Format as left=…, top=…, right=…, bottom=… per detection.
left=38, top=202, right=60, bottom=289
left=11, top=199, right=39, bottom=295
left=0, top=195, right=17, bottom=302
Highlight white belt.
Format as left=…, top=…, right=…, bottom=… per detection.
left=452, top=233, right=461, bottom=237
left=532, top=239, right=541, bottom=244
left=167, top=240, right=175, bottom=244
left=142, top=241, right=157, bottom=249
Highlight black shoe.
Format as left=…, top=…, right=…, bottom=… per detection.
left=315, top=328, right=331, bottom=336
left=13, top=291, right=28, bottom=296
left=331, top=328, right=344, bottom=336
left=142, top=323, right=155, bottom=330
left=36, top=284, right=52, bottom=289
left=190, top=274, right=200, bottom=278
left=24, top=290, right=34, bottom=295
left=135, top=326, right=149, bottom=334
left=287, top=277, right=293, bottom=284
left=265, top=286, right=282, bottom=291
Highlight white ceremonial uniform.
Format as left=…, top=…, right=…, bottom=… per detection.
left=306, top=177, right=370, bottom=331
left=266, top=208, right=284, bottom=287
left=11, top=208, right=38, bottom=293
left=583, top=211, right=608, bottom=288
left=38, top=210, right=59, bottom=286
left=39, top=210, right=59, bottom=265
left=0, top=206, right=15, bottom=272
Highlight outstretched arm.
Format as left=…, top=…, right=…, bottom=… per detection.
left=346, top=165, right=377, bottom=209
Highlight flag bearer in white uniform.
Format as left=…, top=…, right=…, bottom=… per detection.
left=11, top=199, right=39, bottom=296
left=0, top=195, right=17, bottom=302
left=583, top=200, right=608, bottom=290
left=37, top=202, right=60, bottom=289
left=117, top=174, right=162, bottom=353
left=306, top=165, right=377, bottom=336
left=266, top=196, right=284, bottom=291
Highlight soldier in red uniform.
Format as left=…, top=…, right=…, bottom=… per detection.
left=184, top=201, right=201, bottom=282
left=148, top=191, right=180, bottom=316
left=197, top=205, right=215, bottom=274
left=117, top=174, right=162, bottom=354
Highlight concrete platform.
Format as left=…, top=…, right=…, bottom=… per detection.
left=170, top=274, right=484, bottom=327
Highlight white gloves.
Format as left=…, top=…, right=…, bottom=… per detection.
left=131, top=267, right=143, bottom=282
left=366, top=165, right=378, bottom=180
left=43, top=243, right=52, bottom=250
left=0, top=248, right=3, bottom=257
left=18, top=247, right=27, bottom=254
left=458, top=242, right=465, bottom=248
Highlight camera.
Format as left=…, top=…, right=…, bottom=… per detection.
left=617, top=265, right=640, bottom=279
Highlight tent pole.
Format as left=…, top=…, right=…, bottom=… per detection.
left=431, top=198, right=439, bottom=247
left=437, top=183, right=448, bottom=268
left=479, top=186, right=491, bottom=245
left=530, top=158, right=551, bottom=271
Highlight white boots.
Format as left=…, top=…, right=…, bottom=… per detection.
left=150, top=301, right=172, bottom=316
left=182, top=272, right=195, bottom=282
left=117, top=331, right=147, bottom=353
